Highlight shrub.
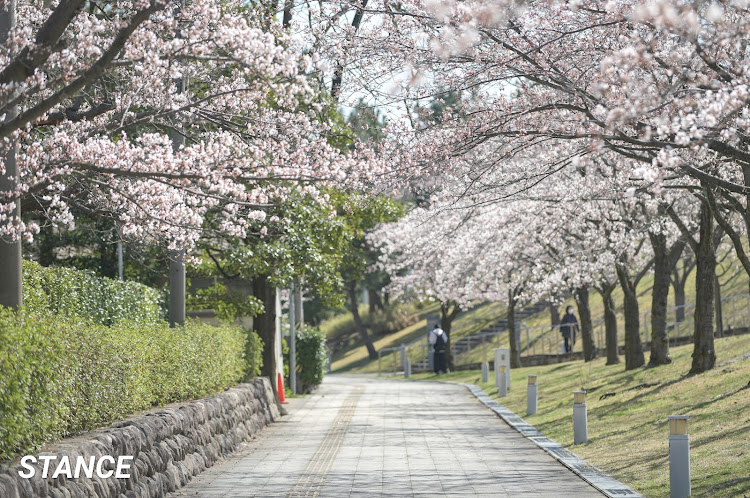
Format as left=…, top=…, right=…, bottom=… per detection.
left=295, top=327, right=328, bottom=392
left=243, top=328, right=264, bottom=381
left=22, top=259, right=163, bottom=325
left=0, top=311, right=248, bottom=460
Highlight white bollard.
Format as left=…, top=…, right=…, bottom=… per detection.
left=405, top=359, right=411, bottom=379
left=527, top=375, right=538, bottom=415
left=498, top=366, right=508, bottom=397
left=481, top=361, right=489, bottom=383
left=494, top=348, right=511, bottom=390
left=669, top=415, right=690, bottom=498
left=573, top=391, right=588, bottom=444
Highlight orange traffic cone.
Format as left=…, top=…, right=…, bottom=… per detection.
left=277, top=372, right=288, bottom=403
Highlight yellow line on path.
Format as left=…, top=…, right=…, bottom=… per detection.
left=287, top=385, right=365, bottom=498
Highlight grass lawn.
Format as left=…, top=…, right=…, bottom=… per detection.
left=410, top=334, right=750, bottom=497
left=328, top=258, right=749, bottom=374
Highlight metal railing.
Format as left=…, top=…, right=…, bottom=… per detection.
left=642, top=294, right=750, bottom=344
left=376, top=293, right=750, bottom=375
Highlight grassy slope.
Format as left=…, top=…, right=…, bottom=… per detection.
left=412, top=334, right=750, bottom=497
left=328, top=249, right=749, bottom=373
left=330, top=301, right=509, bottom=373
left=326, top=301, right=440, bottom=371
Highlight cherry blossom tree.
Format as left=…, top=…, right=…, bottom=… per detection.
left=0, top=0, right=388, bottom=309
left=315, top=0, right=750, bottom=373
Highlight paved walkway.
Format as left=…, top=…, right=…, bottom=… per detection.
left=172, top=375, right=603, bottom=497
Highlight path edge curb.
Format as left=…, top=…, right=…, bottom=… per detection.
left=454, top=381, right=644, bottom=498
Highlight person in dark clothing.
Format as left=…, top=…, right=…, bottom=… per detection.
left=429, top=324, right=449, bottom=374
left=560, top=305, right=579, bottom=353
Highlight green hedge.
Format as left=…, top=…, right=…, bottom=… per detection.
left=22, top=260, right=163, bottom=325
left=0, top=310, right=250, bottom=460
left=295, top=327, right=328, bottom=392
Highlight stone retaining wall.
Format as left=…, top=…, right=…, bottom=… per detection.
left=0, top=378, right=280, bottom=498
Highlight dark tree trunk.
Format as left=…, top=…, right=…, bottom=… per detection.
left=691, top=201, right=716, bottom=374
left=549, top=302, right=560, bottom=330
left=440, top=301, right=460, bottom=370
left=648, top=232, right=684, bottom=366
left=507, top=288, right=521, bottom=368
left=252, top=274, right=281, bottom=405
left=348, top=280, right=377, bottom=360
left=99, top=238, right=118, bottom=279
left=616, top=264, right=645, bottom=370
left=599, top=285, right=620, bottom=365
left=574, top=286, right=596, bottom=361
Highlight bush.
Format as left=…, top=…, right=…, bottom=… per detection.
left=295, top=327, right=328, bottom=392
left=22, top=259, right=163, bottom=325
left=0, top=311, right=248, bottom=460
left=244, top=328, right=264, bottom=381
left=367, top=305, right=418, bottom=337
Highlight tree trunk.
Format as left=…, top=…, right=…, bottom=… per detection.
left=252, top=274, right=280, bottom=403
left=439, top=302, right=459, bottom=371
left=574, top=286, right=596, bottom=361
left=0, top=0, right=22, bottom=311
left=648, top=233, right=673, bottom=366
left=691, top=201, right=716, bottom=374
left=348, top=280, right=377, bottom=360
left=599, top=285, right=620, bottom=365
left=616, top=264, right=645, bottom=370
left=507, top=288, right=521, bottom=368
left=549, top=302, right=560, bottom=330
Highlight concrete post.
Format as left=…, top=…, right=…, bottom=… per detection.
left=573, top=391, right=587, bottom=444
left=168, top=45, right=186, bottom=328
left=168, top=249, right=185, bottom=327
left=498, top=365, right=508, bottom=397
left=401, top=344, right=406, bottom=371
left=527, top=375, right=538, bottom=415
left=294, top=285, right=303, bottom=325
left=275, top=289, right=284, bottom=381
left=117, top=239, right=124, bottom=280
left=0, top=0, right=22, bottom=311
left=289, top=283, right=297, bottom=395
left=404, top=358, right=411, bottom=378
left=668, top=415, right=690, bottom=498
left=494, top=348, right=510, bottom=390
left=481, top=361, right=489, bottom=383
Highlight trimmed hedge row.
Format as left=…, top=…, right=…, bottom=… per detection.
left=22, top=259, right=164, bottom=325
left=295, top=327, right=328, bottom=392
left=0, top=310, right=251, bottom=460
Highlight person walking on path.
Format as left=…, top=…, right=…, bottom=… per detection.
left=429, top=324, right=449, bottom=374
left=560, top=305, right=579, bottom=353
